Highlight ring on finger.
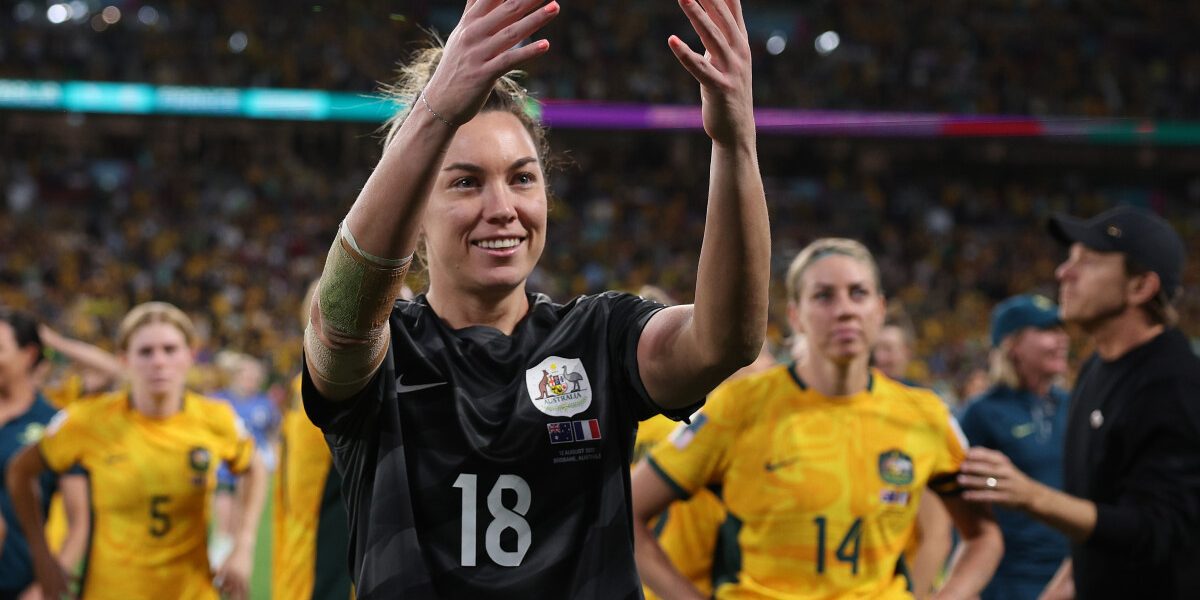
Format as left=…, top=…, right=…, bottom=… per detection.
left=985, top=476, right=998, bottom=489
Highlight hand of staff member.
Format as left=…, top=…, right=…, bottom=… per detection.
left=959, top=447, right=1096, bottom=542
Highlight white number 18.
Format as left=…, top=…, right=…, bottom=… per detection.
left=452, top=473, right=532, bottom=567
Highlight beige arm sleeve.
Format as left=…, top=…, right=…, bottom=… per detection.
left=305, top=222, right=411, bottom=400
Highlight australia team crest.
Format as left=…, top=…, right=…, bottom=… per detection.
left=878, top=449, right=915, bottom=486
left=525, top=356, right=592, bottom=417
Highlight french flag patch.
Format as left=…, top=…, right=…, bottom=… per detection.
left=572, top=419, right=602, bottom=441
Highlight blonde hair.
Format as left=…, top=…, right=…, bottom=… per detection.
left=785, top=238, right=882, bottom=302
left=987, top=336, right=1021, bottom=390
left=116, top=302, right=197, bottom=352
left=380, top=45, right=548, bottom=162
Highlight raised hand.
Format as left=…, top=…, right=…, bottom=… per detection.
left=423, top=0, right=561, bottom=127
left=668, top=0, right=755, bottom=146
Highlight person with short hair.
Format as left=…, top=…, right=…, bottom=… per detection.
left=958, top=294, right=1071, bottom=599
left=959, top=205, right=1200, bottom=599
left=872, top=307, right=917, bottom=385
left=872, top=305, right=954, bottom=600
left=210, top=352, right=279, bottom=568
left=0, top=309, right=89, bottom=598
left=7, top=302, right=267, bottom=600
left=300, top=0, right=770, bottom=597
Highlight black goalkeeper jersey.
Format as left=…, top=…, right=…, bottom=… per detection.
left=303, top=291, right=690, bottom=599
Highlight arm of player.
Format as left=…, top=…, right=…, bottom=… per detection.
left=932, top=494, right=1003, bottom=600
left=5, top=447, right=73, bottom=600
left=214, top=453, right=267, bottom=600
left=909, top=493, right=954, bottom=600
left=1038, top=558, right=1074, bottom=600
left=306, top=0, right=560, bottom=401
left=630, top=462, right=708, bottom=600
left=638, top=0, right=769, bottom=410
left=56, top=474, right=90, bottom=575
left=38, top=324, right=123, bottom=383
left=959, top=447, right=1097, bottom=541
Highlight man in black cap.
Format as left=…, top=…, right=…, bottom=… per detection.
left=956, top=205, right=1200, bottom=599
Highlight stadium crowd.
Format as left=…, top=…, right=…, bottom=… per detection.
left=1, top=116, right=1196, bottom=407
left=1, top=0, right=1198, bottom=117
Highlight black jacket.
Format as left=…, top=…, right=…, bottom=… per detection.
left=1063, top=328, right=1200, bottom=599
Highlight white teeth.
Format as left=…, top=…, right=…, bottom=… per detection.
left=475, top=238, right=522, bottom=249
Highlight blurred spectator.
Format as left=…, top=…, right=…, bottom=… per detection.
left=2, top=1, right=1199, bottom=118
left=0, top=115, right=1196, bottom=397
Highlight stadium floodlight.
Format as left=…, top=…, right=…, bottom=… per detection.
left=137, top=5, right=158, bottom=26
left=46, top=3, right=70, bottom=24
left=68, top=1, right=88, bottom=23
left=229, top=32, right=249, bottom=54
left=814, top=30, right=840, bottom=56
left=766, top=32, right=787, bottom=56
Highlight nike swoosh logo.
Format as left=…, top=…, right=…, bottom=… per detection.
left=1011, top=423, right=1035, bottom=439
left=395, top=376, right=447, bottom=394
left=765, top=457, right=800, bottom=472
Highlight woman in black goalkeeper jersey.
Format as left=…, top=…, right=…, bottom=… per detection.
left=300, top=1, right=768, bottom=598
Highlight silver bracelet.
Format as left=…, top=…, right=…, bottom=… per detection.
left=419, top=92, right=454, bottom=128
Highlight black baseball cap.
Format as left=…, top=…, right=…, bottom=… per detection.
left=1048, top=205, right=1186, bottom=297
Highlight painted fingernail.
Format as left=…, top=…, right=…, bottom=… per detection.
left=545, top=2, right=558, bottom=13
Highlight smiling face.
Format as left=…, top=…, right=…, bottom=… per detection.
left=1009, top=326, right=1070, bottom=384
left=423, top=110, right=548, bottom=300
left=789, top=254, right=886, bottom=368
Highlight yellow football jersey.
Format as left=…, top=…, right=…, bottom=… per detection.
left=634, top=414, right=679, bottom=464
left=273, top=375, right=353, bottom=600
left=636, top=415, right=726, bottom=600
left=44, top=375, right=102, bottom=554
left=648, top=365, right=966, bottom=600
left=38, top=390, right=254, bottom=600
left=42, top=374, right=84, bottom=410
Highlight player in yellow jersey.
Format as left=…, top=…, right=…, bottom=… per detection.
left=632, top=239, right=1003, bottom=599
left=7, top=302, right=268, bottom=600
left=632, top=284, right=778, bottom=600
left=636, top=345, right=776, bottom=600
left=272, top=280, right=354, bottom=600
left=872, top=309, right=954, bottom=599
left=32, top=323, right=123, bottom=562
left=273, top=373, right=354, bottom=600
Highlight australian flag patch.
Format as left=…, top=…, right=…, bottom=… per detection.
left=547, top=422, right=575, bottom=444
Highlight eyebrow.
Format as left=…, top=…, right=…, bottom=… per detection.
left=811, top=280, right=870, bottom=289
left=442, top=156, right=539, bottom=173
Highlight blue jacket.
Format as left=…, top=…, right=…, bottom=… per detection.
left=959, top=384, right=1070, bottom=578
left=0, top=394, right=61, bottom=593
